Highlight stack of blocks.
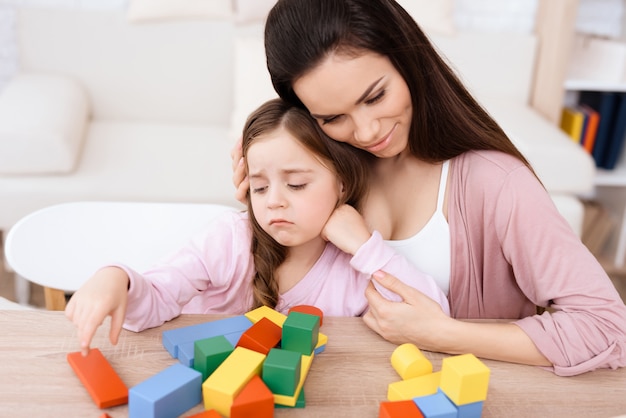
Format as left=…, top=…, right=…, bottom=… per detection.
left=380, top=343, right=490, bottom=418
left=67, top=305, right=326, bottom=418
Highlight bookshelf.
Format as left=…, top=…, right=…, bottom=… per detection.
left=565, top=79, right=626, bottom=267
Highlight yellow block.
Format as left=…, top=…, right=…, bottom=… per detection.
left=390, top=343, right=432, bottom=380
left=245, top=306, right=328, bottom=351
left=273, top=352, right=314, bottom=406
left=439, top=353, right=490, bottom=405
left=387, top=371, right=441, bottom=401
left=202, top=346, right=266, bottom=416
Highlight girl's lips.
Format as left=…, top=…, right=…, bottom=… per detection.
left=366, top=124, right=396, bottom=153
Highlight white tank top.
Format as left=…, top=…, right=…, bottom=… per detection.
left=385, top=161, right=451, bottom=295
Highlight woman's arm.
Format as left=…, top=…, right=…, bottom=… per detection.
left=363, top=271, right=550, bottom=366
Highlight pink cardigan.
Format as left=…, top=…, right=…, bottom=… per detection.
left=448, top=150, right=626, bottom=376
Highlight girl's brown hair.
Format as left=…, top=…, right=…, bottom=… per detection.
left=242, top=98, right=373, bottom=309
left=265, top=0, right=535, bottom=171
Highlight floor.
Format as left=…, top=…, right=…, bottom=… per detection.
left=1, top=233, right=625, bottom=309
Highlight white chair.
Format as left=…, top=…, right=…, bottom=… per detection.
left=4, top=201, right=239, bottom=310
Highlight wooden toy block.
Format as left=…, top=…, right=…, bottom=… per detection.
left=177, top=330, right=245, bottom=367
left=230, top=374, right=274, bottom=418
left=281, top=311, right=320, bottom=356
left=391, top=343, right=433, bottom=380
left=272, top=352, right=313, bottom=407
left=379, top=400, right=424, bottom=418
left=439, top=353, right=490, bottom=406
left=202, top=346, right=266, bottom=416
left=99, top=414, right=112, bottom=418
left=245, top=306, right=328, bottom=354
left=162, top=315, right=252, bottom=358
left=194, top=335, right=235, bottom=381
left=457, top=400, right=484, bottom=418
left=288, top=305, right=324, bottom=326
left=275, top=388, right=305, bottom=408
left=236, top=317, right=282, bottom=355
left=262, top=348, right=302, bottom=396
left=387, top=371, right=441, bottom=401
left=128, top=363, right=202, bottom=418
left=67, top=348, right=128, bottom=409
left=245, top=306, right=288, bottom=327
left=413, top=389, right=458, bottom=418
left=187, top=410, right=222, bottom=418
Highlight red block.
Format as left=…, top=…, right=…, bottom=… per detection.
left=67, top=348, right=128, bottom=408
left=289, top=305, right=324, bottom=326
left=379, top=400, right=424, bottom=418
left=236, top=317, right=282, bottom=355
left=230, top=375, right=274, bottom=418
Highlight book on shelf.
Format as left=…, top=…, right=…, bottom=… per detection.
left=602, top=92, right=626, bottom=170
left=579, top=104, right=599, bottom=154
left=578, top=91, right=620, bottom=168
left=560, top=106, right=585, bottom=143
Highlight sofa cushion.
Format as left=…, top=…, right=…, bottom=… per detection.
left=0, top=121, right=244, bottom=230
left=0, top=73, right=89, bottom=174
left=127, top=0, right=232, bottom=22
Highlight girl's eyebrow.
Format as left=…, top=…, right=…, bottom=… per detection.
left=309, top=76, right=384, bottom=119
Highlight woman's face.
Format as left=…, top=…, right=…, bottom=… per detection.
left=247, top=127, right=342, bottom=248
left=293, top=51, right=413, bottom=159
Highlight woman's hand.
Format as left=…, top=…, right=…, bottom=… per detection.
left=230, top=138, right=249, bottom=205
left=322, top=204, right=372, bottom=255
left=363, top=270, right=450, bottom=350
left=65, top=267, right=129, bottom=356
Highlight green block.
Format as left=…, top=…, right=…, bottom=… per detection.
left=193, top=335, right=234, bottom=380
left=262, top=348, right=301, bottom=396
left=281, top=311, right=320, bottom=355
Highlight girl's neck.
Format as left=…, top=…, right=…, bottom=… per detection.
left=276, top=237, right=327, bottom=293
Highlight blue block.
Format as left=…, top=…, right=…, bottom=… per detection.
left=314, top=344, right=326, bottom=355
left=129, top=363, right=202, bottom=418
left=457, top=401, right=483, bottom=418
left=162, top=315, right=252, bottom=358
left=414, top=390, right=458, bottom=418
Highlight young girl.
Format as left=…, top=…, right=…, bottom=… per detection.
left=229, top=0, right=626, bottom=375
left=66, top=98, right=449, bottom=355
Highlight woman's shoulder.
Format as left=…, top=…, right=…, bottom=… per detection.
left=453, top=150, right=527, bottom=173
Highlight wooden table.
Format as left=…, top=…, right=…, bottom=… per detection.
left=1, top=311, right=625, bottom=417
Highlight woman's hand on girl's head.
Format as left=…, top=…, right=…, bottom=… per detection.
left=64, top=266, right=129, bottom=356
left=230, top=137, right=249, bottom=204
left=363, top=270, right=450, bottom=349
left=322, top=204, right=372, bottom=255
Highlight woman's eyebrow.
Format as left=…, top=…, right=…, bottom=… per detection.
left=309, top=76, right=384, bottom=119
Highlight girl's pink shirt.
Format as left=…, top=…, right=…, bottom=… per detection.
left=118, top=211, right=449, bottom=333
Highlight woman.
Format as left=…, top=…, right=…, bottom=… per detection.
left=231, top=0, right=626, bottom=376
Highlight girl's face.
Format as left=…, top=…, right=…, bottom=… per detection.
left=293, top=51, right=413, bottom=159
left=247, top=127, right=342, bottom=248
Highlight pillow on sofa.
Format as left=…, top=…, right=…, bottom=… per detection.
left=127, top=0, right=232, bottom=23
left=0, top=74, right=90, bottom=174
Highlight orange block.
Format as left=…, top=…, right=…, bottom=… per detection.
left=289, top=305, right=324, bottom=326
left=379, top=400, right=424, bottom=418
left=187, top=410, right=222, bottom=418
left=236, top=317, right=282, bottom=355
left=230, top=375, right=274, bottom=418
left=67, top=348, right=128, bottom=408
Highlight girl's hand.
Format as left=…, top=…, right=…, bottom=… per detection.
left=230, top=138, right=249, bottom=205
left=65, top=267, right=129, bottom=356
left=363, top=270, right=450, bottom=350
left=322, top=204, right=372, bottom=255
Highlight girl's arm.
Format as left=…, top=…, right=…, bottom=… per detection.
left=323, top=204, right=450, bottom=314
left=65, top=266, right=130, bottom=356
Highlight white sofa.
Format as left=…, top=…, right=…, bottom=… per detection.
left=0, top=4, right=593, bottom=239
